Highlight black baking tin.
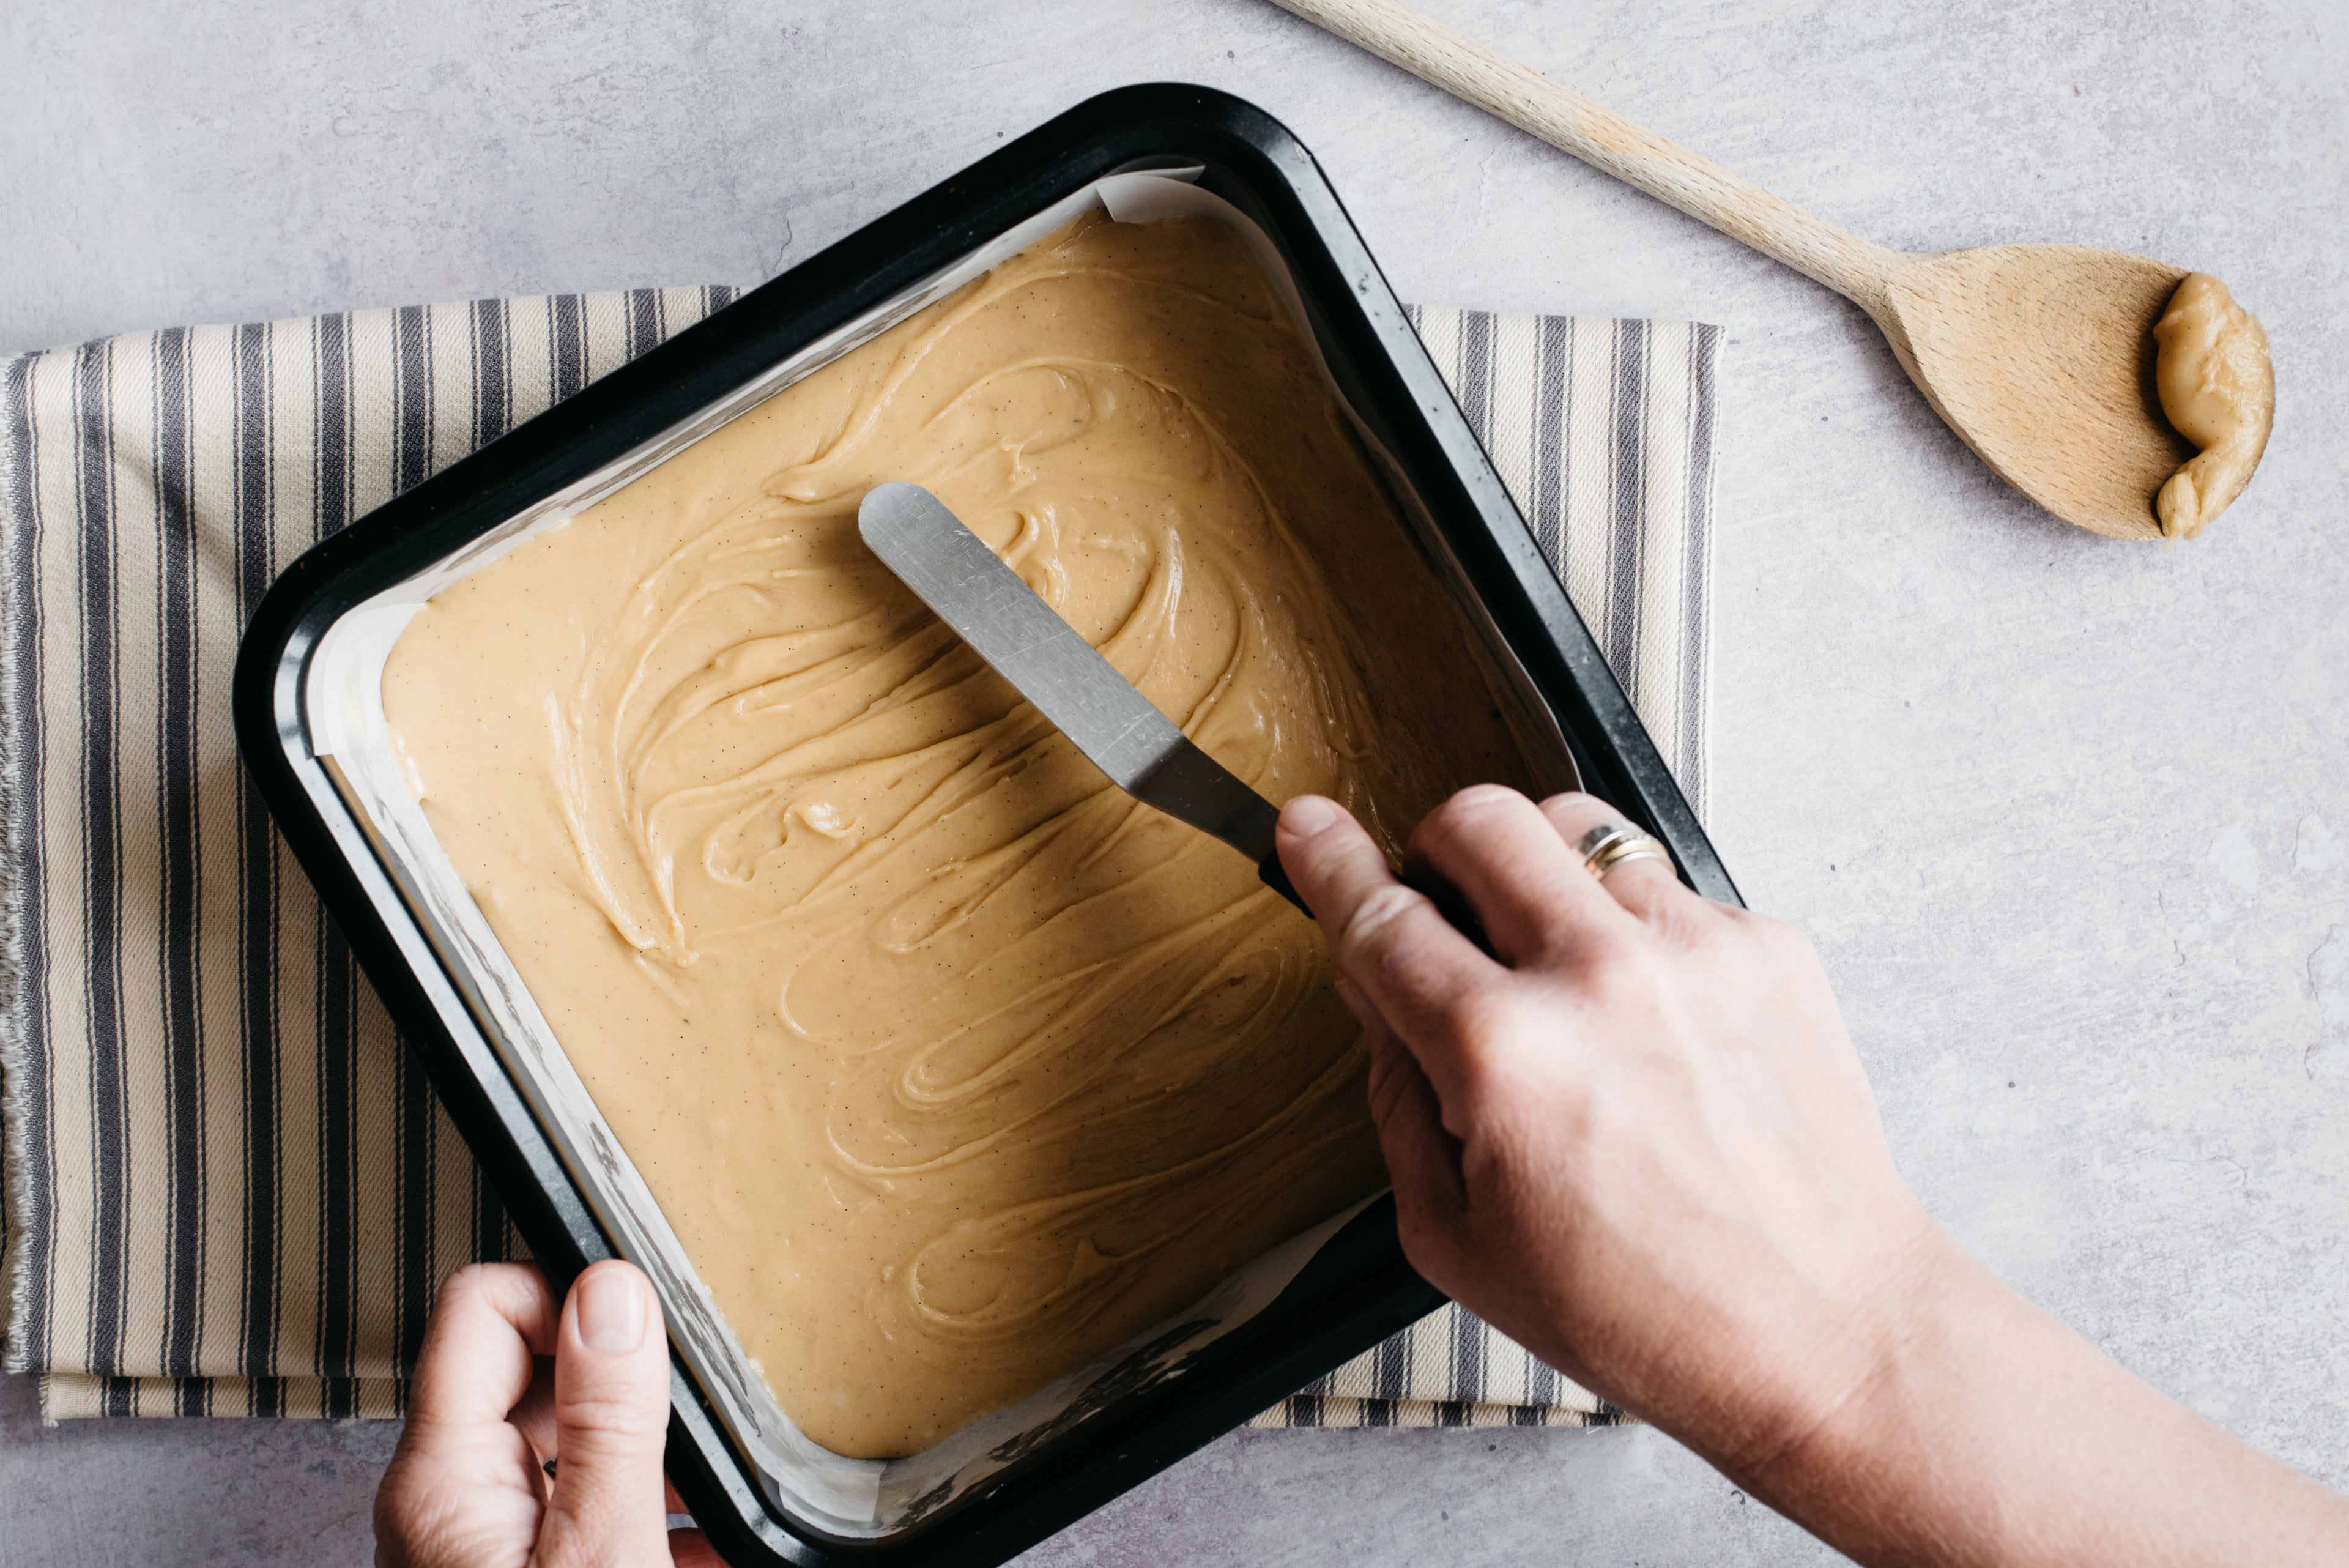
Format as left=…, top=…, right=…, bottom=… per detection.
left=234, top=83, right=1739, bottom=1567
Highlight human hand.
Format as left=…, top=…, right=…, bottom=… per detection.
left=374, top=1260, right=718, bottom=1568
left=1278, top=785, right=2349, bottom=1567
left=1275, top=785, right=1942, bottom=1475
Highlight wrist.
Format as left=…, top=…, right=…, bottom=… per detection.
left=1728, top=1225, right=2027, bottom=1564
left=1587, top=1209, right=1981, bottom=1492
left=1672, top=1213, right=1975, bottom=1479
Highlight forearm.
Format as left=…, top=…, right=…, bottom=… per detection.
left=1737, top=1236, right=2349, bottom=1567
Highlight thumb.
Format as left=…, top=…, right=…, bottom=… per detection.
left=534, top=1260, right=674, bottom=1567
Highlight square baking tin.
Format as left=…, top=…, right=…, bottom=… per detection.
left=234, top=83, right=1739, bottom=1567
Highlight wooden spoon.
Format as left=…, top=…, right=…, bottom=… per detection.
left=1271, top=0, right=2197, bottom=540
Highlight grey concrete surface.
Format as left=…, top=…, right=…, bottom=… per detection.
left=4, top=0, right=2345, bottom=1562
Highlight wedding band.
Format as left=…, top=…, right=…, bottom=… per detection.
left=1575, top=821, right=1674, bottom=881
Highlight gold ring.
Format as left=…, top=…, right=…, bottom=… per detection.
left=1574, top=821, right=1674, bottom=881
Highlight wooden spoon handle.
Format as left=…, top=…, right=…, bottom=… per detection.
left=1269, top=0, right=1904, bottom=307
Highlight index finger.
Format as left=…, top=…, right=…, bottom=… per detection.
left=407, top=1261, right=562, bottom=1432
left=1276, top=795, right=1497, bottom=1105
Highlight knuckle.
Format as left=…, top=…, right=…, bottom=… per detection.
left=1416, top=784, right=1526, bottom=853
left=438, top=1258, right=540, bottom=1307
left=1534, top=790, right=1608, bottom=838
left=1653, top=889, right=1726, bottom=946
left=1438, top=990, right=1548, bottom=1105
left=433, top=1261, right=497, bottom=1313
left=1442, top=984, right=1526, bottom=1054
left=1447, top=781, right=1526, bottom=816
left=1568, top=923, right=1644, bottom=978
left=1370, top=943, right=1434, bottom=1008
left=1339, top=883, right=1428, bottom=967
left=556, top=1389, right=669, bottom=1443
left=1579, top=937, right=1669, bottom=1011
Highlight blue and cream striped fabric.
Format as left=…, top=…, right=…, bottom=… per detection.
left=0, top=291, right=1718, bottom=1425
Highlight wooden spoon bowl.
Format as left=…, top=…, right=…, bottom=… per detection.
left=1874, top=245, right=2190, bottom=539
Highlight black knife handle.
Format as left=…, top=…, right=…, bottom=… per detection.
left=1257, top=849, right=1496, bottom=959
left=1256, top=846, right=1310, bottom=916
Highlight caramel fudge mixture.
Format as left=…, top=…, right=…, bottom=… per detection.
left=382, top=211, right=1536, bottom=1457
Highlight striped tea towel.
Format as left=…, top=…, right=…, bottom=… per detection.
left=0, top=290, right=1720, bottom=1425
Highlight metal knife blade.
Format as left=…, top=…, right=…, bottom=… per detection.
left=856, top=481, right=1301, bottom=905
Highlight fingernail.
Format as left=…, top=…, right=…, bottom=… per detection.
left=576, top=1266, right=646, bottom=1354
left=1281, top=795, right=1341, bottom=836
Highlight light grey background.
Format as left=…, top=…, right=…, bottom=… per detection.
left=4, top=0, right=2344, bottom=1562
